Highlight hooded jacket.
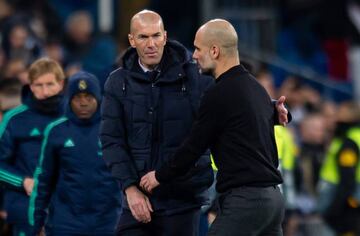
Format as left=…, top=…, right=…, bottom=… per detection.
left=0, top=85, right=63, bottom=223
left=29, top=72, right=121, bottom=235
left=100, top=40, right=214, bottom=215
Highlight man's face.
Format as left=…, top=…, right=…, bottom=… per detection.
left=30, top=73, right=64, bottom=100
left=192, top=31, right=215, bottom=76
left=71, top=92, right=98, bottom=119
left=128, top=21, right=167, bottom=70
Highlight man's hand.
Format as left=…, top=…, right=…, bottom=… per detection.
left=125, top=186, right=153, bottom=223
left=0, top=210, right=7, bottom=220
left=140, top=171, right=160, bottom=194
left=276, top=96, right=288, bottom=126
left=38, top=227, right=46, bottom=236
left=23, top=177, right=34, bottom=196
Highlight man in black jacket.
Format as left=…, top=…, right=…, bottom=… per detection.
left=101, top=10, right=288, bottom=236
left=141, top=19, right=285, bottom=236
left=100, top=10, right=214, bottom=236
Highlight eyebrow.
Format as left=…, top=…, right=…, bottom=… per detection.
left=137, top=32, right=162, bottom=38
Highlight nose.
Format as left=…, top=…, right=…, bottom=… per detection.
left=192, top=51, right=198, bottom=60
left=42, top=86, right=51, bottom=98
left=79, top=97, right=89, bottom=106
left=147, top=37, right=155, bottom=47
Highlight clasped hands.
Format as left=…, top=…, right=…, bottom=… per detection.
left=125, top=171, right=160, bottom=223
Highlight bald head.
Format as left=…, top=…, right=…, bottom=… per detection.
left=193, top=19, right=239, bottom=78
left=128, top=10, right=167, bottom=70
left=197, top=19, right=238, bottom=56
left=130, top=10, right=164, bottom=34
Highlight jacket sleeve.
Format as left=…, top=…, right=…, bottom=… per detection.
left=0, top=116, right=26, bottom=190
left=28, top=125, right=59, bottom=233
left=100, top=73, right=138, bottom=192
left=156, top=87, right=221, bottom=182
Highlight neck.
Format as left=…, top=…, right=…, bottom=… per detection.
left=139, top=58, right=158, bottom=72
left=214, top=56, right=240, bottom=79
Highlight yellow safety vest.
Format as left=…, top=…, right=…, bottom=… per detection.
left=275, top=126, right=297, bottom=171
left=320, top=127, right=360, bottom=184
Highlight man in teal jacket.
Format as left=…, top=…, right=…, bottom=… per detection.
left=0, top=58, right=65, bottom=236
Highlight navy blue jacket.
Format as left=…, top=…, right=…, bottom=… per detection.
left=0, top=86, right=63, bottom=223
left=29, top=73, right=121, bottom=235
left=100, top=40, right=214, bottom=215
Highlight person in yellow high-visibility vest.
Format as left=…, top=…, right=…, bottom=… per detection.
left=318, top=101, right=360, bottom=235
left=275, top=126, right=297, bottom=210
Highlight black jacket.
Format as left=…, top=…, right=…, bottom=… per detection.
left=157, top=65, right=283, bottom=193
left=100, top=40, right=214, bottom=215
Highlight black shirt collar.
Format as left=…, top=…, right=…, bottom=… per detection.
left=216, top=64, right=248, bottom=83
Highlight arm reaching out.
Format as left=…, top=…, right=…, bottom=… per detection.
left=276, top=96, right=288, bottom=126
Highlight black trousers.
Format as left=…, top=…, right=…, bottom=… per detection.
left=116, top=208, right=201, bottom=236
left=208, top=185, right=284, bottom=236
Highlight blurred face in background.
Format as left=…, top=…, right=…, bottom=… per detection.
left=30, top=73, right=64, bottom=100
left=71, top=92, right=98, bottom=119
left=300, top=114, right=326, bottom=145
left=66, top=11, right=93, bottom=44
left=3, top=59, right=28, bottom=84
left=321, top=101, right=337, bottom=134
left=256, top=72, right=276, bottom=98
left=9, top=25, right=28, bottom=49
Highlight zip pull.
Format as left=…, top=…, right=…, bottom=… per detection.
left=181, top=75, right=186, bottom=94
left=122, top=81, right=126, bottom=94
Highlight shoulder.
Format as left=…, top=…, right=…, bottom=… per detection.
left=2, top=105, right=29, bottom=121
left=104, top=67, right=129, bottom=92
left=43, top=117, right=68, bottom=138
left=0, top=105, right=29, bottom=137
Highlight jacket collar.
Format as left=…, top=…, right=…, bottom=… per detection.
left=122, top=40, right=191, bottom=84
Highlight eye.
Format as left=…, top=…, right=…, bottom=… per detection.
left=138, top=35, right=148, bottom=40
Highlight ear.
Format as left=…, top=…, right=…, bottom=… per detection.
left=210, top=45, right=220, bottom=59
left=163, top=31, right=167, bottom=46
left=58, top=79, right=65, bottom=90
left=128, top=34, right=136, bottom=48
left=29, top=83, right=35, bottom=94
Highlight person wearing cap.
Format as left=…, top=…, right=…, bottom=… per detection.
left=28, top=71, right=121, bottom=236
left=0, top=58, right=65, bottom=236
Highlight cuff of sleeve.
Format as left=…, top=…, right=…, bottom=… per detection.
left=155, top=167, right=171, bottom=184
left=122, top=180, right=137, bottom=193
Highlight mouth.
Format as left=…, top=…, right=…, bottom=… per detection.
left=145, top=51, right=158, bottom=57
left=77, top=111, right=92, bottom=119
left=80, top=111, right=91, bottom=115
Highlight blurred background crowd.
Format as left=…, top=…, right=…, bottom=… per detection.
left=0, top=0, right=360, bottom=235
